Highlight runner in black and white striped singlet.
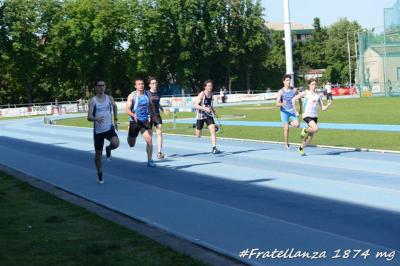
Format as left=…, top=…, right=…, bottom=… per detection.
left=194, top=80, right=220, bottom=154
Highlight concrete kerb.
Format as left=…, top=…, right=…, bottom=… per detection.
left=0, top=163, right=246, bottom=266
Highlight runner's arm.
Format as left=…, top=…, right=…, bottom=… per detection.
left=87, top=99, right=97, bottom=122
left=320, top=97, right=331, bottom=111
left=125, top=94, right=137, bottom=122
left=291, top=91, right=306, bottom=115
left=109, top=96, right=119, bottom=130
left=276, top=90, right=284, bottom=107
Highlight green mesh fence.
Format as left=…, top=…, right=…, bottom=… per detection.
left=357, top=0, right=400, bottom=96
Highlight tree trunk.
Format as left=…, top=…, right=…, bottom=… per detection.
left=226, top=64, right=232, bottom=94
left=26, top=82, right=32, bottom=105
left=246, top=65, right=251, bottom=93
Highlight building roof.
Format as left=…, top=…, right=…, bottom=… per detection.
left=370, top=44, right=400, bottom=56
left=304, top=69, right=325, bottom=75
left=266, top=21, right=314, bottom=32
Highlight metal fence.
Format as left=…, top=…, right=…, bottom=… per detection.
left=357, top=0, right=400, bottom=96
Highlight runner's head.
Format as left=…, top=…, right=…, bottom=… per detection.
left=282, top=74, right=291, bottom=88
left=134, top=78, right=145, bottom=92
left=203, top=79, right=213, bottom=92
left=94, top=80, right=106, bottom=95
left=148, top=76, right=157, bottom=92
left=308, top=78, right=317, bottom=91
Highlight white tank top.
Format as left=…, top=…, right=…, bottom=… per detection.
left=93, top=95, right=113, bottom=134
left=302, top=91, right=320, bottom=118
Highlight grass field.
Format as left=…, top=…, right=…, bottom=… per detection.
left=0, top=171, right=207, bottom=266
left=56, top=97, right=400, bottom=151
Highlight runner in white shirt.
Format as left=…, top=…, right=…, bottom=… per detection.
left=87, top=80, right=119, bottom=183
left=324, top=82, right=333, bottom=103
left=292, top=78, right=331, bottom=156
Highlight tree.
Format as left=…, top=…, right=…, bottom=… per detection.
left=325, top=18, right=361, bottom=84
left=2, top=0, right=44, bottom=104
left=264, top=30, right=285, bottom=90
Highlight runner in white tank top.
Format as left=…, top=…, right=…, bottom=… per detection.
left=302, top=91, right=320, bottom=119
left=92, top=94, right=113, bottom=134
left=87, top=80, right=120, bottom=183
left=292, top=78, right=331, bottom=156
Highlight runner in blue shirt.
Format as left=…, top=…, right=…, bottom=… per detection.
left=126, top=78, right=156, bottom=167
left=276, top=74, right=300, bottom=149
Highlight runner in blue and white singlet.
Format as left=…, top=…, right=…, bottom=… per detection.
left=279, top=88, right=296, bottom=114
left=125, top=78, right=156, bottom=167
left=129, top=92, right=150, bottom=122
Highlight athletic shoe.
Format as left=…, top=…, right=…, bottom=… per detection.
left=105, top=146, right=111, bottom=161
left=215, top=125, right=220, bottom=133
left=300, top=128, right=308, bottom=139
left=97, top=173, right=104, bottom=184
left=147, top=160, right=156, bottom=168
left=157, top=152, right=165, bottom=159
left=298, top=146, right=306, bottom=156
left=285, top=144, right=290, bottom=150
left=212, top=146, right=220, bottom=154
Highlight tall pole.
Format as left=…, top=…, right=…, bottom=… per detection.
left=354, top=31, right=358, bottom=87
left=346, top=31, right=352, bottom=87
left=383, top=8, right=388, bottom=96
left=283, top=0, right=294, bottom=87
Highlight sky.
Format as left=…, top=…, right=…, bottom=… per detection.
left=261, top=0, right=396, bottom=31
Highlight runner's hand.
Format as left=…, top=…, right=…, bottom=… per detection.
left=132, top=113, right=138, bottom=123
left=96, top=116, right=105, bottom=124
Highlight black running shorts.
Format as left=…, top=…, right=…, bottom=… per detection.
left=196, top=117, right=215, bottom=130
left=128, top=120, right=152, bottom=138
left=94, top=127, right=117, bottom=151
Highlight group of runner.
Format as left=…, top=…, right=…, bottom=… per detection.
left=87, top=78, right=219, bottom=183
left=277, top=74, right=331, bottom=156
left=87, top=74, right=331, bottom=183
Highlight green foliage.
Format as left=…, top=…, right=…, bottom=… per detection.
left=0, top=0, right=272, bottom=103
left=324, top=18, right=361, bottom=84
left=266, top=16, right=362, bottom=88
left=0, top=1, right=365, bottom=104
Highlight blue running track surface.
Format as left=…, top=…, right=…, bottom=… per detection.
left=0, top=116, right=399, bottom=266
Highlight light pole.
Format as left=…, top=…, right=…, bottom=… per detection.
left=346, top=31, right=352, bottom=87
left=383, top=8, right=389, bottom=96
left=283, top=0, right=294, bottom=86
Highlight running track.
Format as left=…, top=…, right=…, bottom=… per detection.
left=0, top=116, right=399, bottom=266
